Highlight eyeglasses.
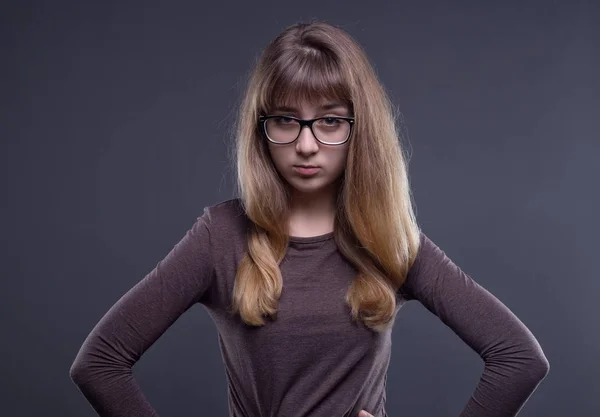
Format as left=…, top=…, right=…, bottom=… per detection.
left=259, top=115, right=355, bottom=145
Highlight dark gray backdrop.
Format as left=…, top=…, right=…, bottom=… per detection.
left=2, top=0, right=598, bottom=416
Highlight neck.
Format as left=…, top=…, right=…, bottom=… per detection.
left=287, top=184, right=339, bottom=237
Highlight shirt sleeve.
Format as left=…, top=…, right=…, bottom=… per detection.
left=69, top=210, right=215, bottom=417
left=399, top=232, right=550, bottom=417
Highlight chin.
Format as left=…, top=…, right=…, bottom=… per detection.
left=288, top=178, right=335, bottom=195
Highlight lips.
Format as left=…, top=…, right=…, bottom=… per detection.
left=293, top=165, right=321, bottom=176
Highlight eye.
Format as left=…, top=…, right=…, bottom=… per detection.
left=273, top=116, right=295, bottom=124
left=321, top=117, right=341, bottom=126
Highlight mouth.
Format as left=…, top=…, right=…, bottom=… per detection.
left=293, top=165, right=321, bottom=176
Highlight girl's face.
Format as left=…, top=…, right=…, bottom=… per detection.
left=266, top=99, right=351, bottom=200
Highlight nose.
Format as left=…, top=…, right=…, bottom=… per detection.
left=295, top=125, right=319, bottom=154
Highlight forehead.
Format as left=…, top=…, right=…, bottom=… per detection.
left=261, top=67, right=353, bottom=114
left=272, top=100, right=349, bottom=112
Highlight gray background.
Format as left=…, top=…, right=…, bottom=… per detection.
left=2, top=0, right=598, bottom=416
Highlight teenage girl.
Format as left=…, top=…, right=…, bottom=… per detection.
left=70, top=21, right=549, bottom=417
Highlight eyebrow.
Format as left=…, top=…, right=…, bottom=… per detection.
left=273, top=103, right=348, bottom=113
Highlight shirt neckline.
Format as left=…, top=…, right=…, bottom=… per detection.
left=288, top=231, right=335, bottom=243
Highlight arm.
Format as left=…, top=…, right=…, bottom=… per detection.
left=400, top=232, right=550, bottom=417
left=69, top=211, right=215, bottom=417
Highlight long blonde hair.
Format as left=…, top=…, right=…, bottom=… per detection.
left=230, top=21, right=421, bottom=332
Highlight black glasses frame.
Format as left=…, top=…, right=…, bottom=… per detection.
left=258, top=115, right=355, bottom=145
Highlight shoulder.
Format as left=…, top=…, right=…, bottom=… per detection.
left=409, top=231, right=455, bottom=274
left=400, top=231, right=455, bottom=300
left=198, top=197, right=249, bottom=238
left=201, top=197, right=245, bottom=220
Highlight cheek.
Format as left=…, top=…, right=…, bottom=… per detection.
left=333, top=148, right=350, bottom=171
left=267, top=146, right=289, bottom=171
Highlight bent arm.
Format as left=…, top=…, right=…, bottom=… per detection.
left=400, top=232, right=550, bottom=417
left=69, top=213, right=215, bottom=417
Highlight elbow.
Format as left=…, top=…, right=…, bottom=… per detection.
left=69, top=344, right=111, bottom=386
left=528, top=349, right=550, bottom=382
left=525, top=334, right=550, bottom=381
left=69, top=344, right=134, bottom=388
left=515, top=329, right=551, bottom=383
left=69, top=342, right=93, bottom=385
left=69, top=358, right=90, bottom=386
left=510, top=344, right=550, bottom=388
left=485, top=339, right=551, bottom=386
left=514, top=353, right=550, bottom=396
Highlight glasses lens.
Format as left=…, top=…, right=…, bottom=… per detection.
left=264, top=117, right=350, bottom=144
left=265, top=117, right=300, bottom=143
left=313, top=118, right=351, bottom=144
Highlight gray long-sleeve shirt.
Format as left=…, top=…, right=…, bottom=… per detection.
left=69, top=198, right=549, bottom=417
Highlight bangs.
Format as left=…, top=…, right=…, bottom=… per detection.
left=258, top=50, right=353, bottom=114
